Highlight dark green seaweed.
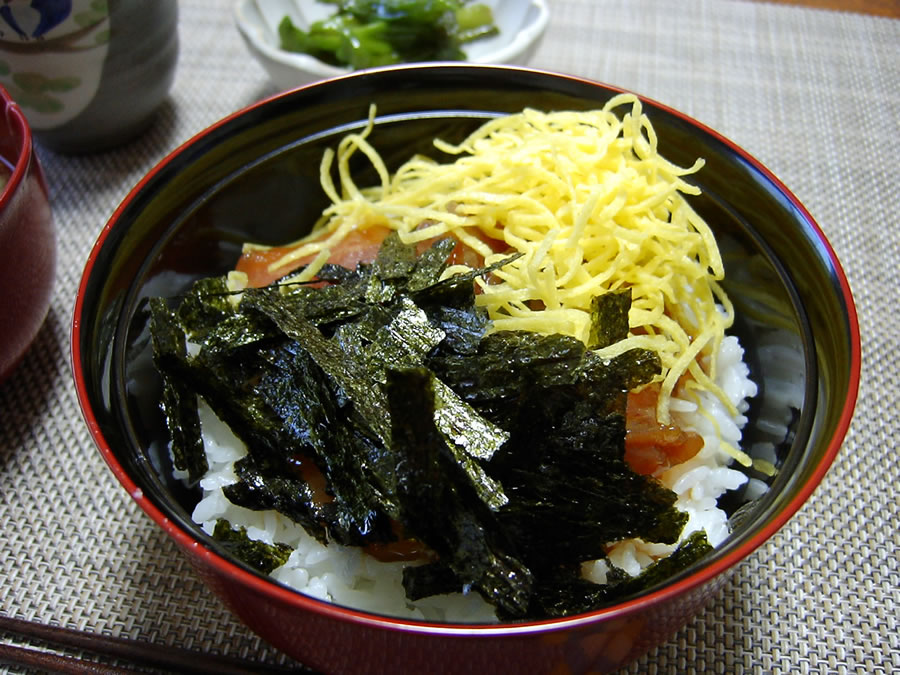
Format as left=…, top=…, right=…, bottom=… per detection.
left=386, top=368, right=532, bottom=617
left=525, top=530, right=714, bottom=618
left=589, top=287, right=633, bottom=349
left=428, top=328, right=676, bottom=569
left=213, top=519, right=293, bottom=575
left=148, top=298, right=207, bottom=483
left=224, top=455, right=330, bottom=544
left=149, top=234, right=701, bottom=620
left=402, top=561, right=463, bottom=601
left=174, top=276, right=237, bottom=342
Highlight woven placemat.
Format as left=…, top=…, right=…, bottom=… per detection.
left=1, top=1, right=897, bottom=672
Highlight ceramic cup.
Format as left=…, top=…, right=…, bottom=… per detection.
left=0, top=83, right=54, bottom=382
left=0, top=0, right=178, bottom=153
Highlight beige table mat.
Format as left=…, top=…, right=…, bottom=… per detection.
left=1, top=0, right=897, bottom=672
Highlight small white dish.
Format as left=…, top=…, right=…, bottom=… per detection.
left=234, top=0, right=550, bottom=90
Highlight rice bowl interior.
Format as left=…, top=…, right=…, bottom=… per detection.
left=122, top=99, right=808, bottom=619
left=153, top=99, right=783, bottom=623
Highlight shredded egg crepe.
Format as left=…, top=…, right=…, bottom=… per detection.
left=243, top=95, right=736, bottom=425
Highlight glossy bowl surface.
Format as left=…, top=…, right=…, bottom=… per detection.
left=0, top=84, right=54, bottom=382
left=72, top=64, right=859, bottom=674
left=234, top=0, right=549, bottom=90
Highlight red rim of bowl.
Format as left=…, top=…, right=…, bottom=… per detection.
left=71, top=64, right=862, bottom=637
left=0, top=84, right=34, bottom=208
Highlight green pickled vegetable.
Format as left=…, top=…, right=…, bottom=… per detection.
left=278, top=0, right=499, bottom=69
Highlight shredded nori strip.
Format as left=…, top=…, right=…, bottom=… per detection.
left=149, top=297, right=207, bottom=483
left=213, top=519, right=293, bottom=575
left=524, top=530, right=714, bottom=618
left=174, top=276, right=237, bottom=342
left=589, top=288, right=633, bottom=349
left=428, top=330, right=676, bottom=568
left=386, top=368, right=532, bottom=617
left=402, top=561, right=463, bottom=601
left=224, top=455, right=331, bottom=543
left=149, top=233, right=702, bottom=619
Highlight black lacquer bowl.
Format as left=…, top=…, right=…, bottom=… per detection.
left=72, top=64, right=859, bottom=674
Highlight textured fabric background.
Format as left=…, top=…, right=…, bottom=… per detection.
left=1, top=0, right=897, bottom=672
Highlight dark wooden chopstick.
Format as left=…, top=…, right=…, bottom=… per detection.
left=0, top=614, right=310, bottom=674
left=0, top=641, right=142, bottom=674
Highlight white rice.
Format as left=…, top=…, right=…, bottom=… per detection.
left=181, top=334, right=758, bottom=622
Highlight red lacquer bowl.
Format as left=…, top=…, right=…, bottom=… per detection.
left=71, top=65, right=860, bottom=674
left=0, top=84, right=54, bottom=383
